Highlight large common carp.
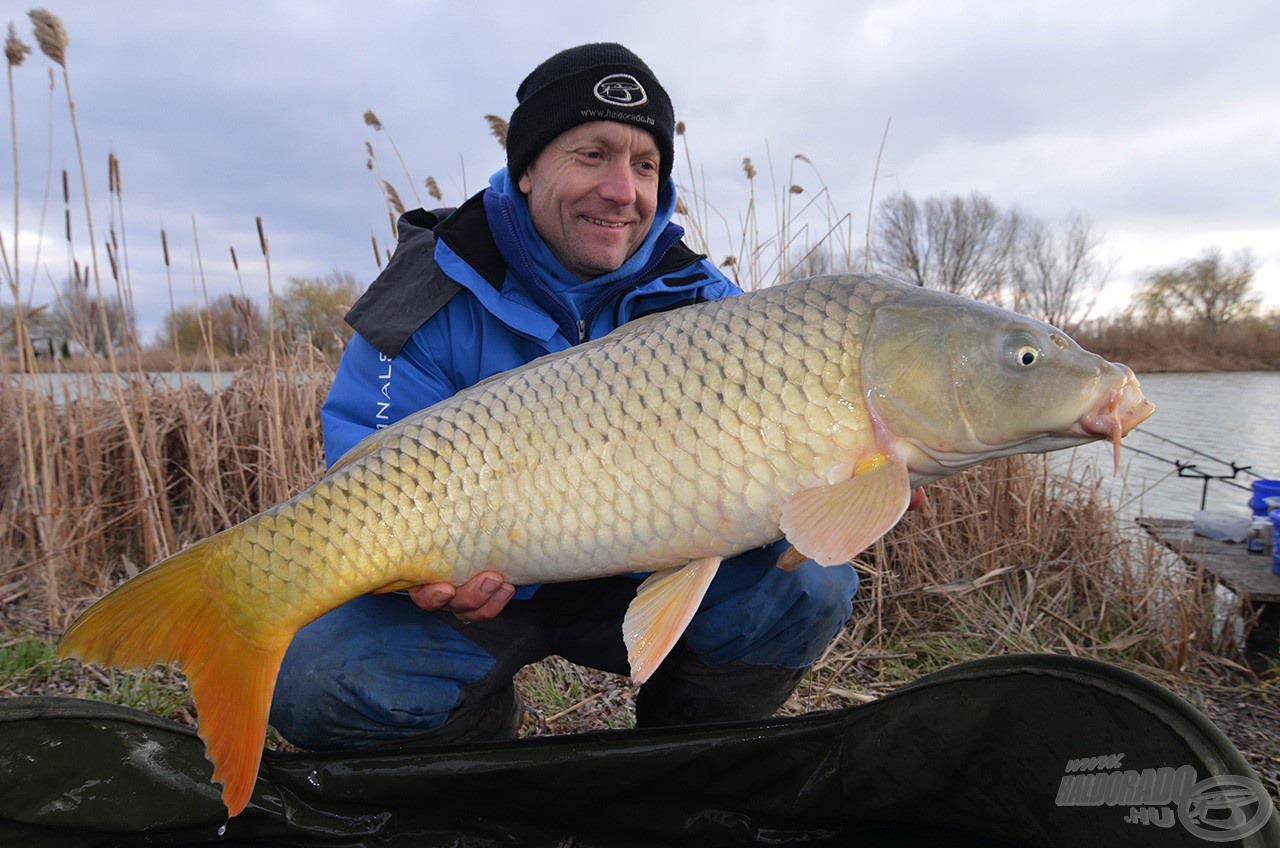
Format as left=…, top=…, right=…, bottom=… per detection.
left=58, top=273, right=1153, bottom=816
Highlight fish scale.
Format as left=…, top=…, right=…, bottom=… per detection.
left=57, top=272, right=1154, bottom=817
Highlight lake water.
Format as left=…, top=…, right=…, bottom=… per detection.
left=5, top=370, right=234, bottom=403
left=9, top=368, right=1278, bottom=522
left=1059, top=372, right=1280, bottom=522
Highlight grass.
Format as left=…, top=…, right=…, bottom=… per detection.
left=0, top=634, right=191, bottom=720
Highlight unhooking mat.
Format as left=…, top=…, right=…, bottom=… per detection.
left=1, top=653, right=1276, bottom=847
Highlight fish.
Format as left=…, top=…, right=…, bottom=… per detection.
left=57, top=272, right=1154, bottom=816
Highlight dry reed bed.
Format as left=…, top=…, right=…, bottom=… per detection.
left=1077, top=316, right=1280, bottom=373
left=1, top=360, right=1241, bottom=676
left=1, top=359, right=332, bottom=627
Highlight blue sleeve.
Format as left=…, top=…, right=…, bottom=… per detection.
left=320, top=332, right=460, bottom=468
left=696, top=258, right=744, bottom=298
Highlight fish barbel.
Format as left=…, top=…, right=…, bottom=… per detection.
left=58, top=273, right=1153, bottom=815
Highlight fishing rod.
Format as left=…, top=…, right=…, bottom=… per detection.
left=1129, top=427, right=1266, bottom=510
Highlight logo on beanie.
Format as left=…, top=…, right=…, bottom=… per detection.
left=593, top=73, right=648, bottom=107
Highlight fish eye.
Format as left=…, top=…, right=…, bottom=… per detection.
left=1006, top=338, right=1041, bottom=368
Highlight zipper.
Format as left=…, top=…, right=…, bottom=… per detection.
left=576, top=224, right=685, bottom=344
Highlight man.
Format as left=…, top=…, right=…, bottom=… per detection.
left=269, top=43, right=859, bottom=749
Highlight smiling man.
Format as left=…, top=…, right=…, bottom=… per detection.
left=270, top=43, right=860, bottom=748
left=519, top=121, right=659, bottom=279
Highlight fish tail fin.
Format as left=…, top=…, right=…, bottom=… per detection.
left=57, top=535, right=286, bottom=817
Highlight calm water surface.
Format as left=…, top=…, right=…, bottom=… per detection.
left=11, top=369, right=1278, bottom=521
left=7, top=370, right=234, bottom=402
left=1061, top=372, right=1280, bottom=521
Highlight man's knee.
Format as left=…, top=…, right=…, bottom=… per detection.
left=688, top=550, right=859, bottom=668
left=269, top=594, right=498, bottom=750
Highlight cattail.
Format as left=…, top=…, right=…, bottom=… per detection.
left=371, top=232, right=382, bottom=269
left=5, top=22, right=32, bottom=66
left=722, top=255, right=737, bottom=267
left=28, top=9, right=67, bottom=67
left=364, top=141, right=375, bottom=159
left=229, top=245, right=239, bottom=272
left=105, top=239, right=119, bottom=281
left=107, top=153, right=122, bottom=194
left=742, top=158, right=757, bottom=180
left=366, top=159, right=373, bottom=171
left=425, top=176, right=442, bottom=202
left=256, top=216, right=268, bottom=257
left=160, top=228, right=170, bottom=267
left=484, top=114, right=508, bottom=149
left=675, top=120, right=686, bottom=136
left=363, top=109, right=383, bottom=131
left=795, top=154, right=811, bottom=165
left=789, top=185, right=804, bottom=194
left=674, top=198, right=688, bottom=216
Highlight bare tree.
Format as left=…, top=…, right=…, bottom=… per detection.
left=1132, top=247, right=1260, bottom=331
left=51, top=275, right=131, bottom=356
left=1010, top=213, right=1111, bottom=330
left=790, top=244, right=849, bottom=280
left=871, top=191, right=1021, bottom=303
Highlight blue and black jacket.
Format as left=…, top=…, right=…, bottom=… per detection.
left=322, top=188, right=739, bottom=470
left=317, top=187, right=856, bottom=665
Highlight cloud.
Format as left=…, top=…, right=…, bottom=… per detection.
left=4, top=0, right=1277, bottom=344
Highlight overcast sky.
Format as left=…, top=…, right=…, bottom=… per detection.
left=4, top=0, right=1277, bottom=342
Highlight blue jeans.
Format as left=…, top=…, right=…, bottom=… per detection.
left=269, top=541, right=857, bottom=750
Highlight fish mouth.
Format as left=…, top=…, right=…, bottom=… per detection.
left=1075, top=368, right=1155, bottom=472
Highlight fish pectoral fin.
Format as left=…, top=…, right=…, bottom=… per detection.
left=780, top=453, right=912, bottom=566
left=623, top=556, right=722, bottom=684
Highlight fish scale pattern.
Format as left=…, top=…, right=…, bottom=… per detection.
left=218, top=275, right=889, bottom=635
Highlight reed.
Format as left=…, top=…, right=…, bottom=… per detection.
left=1076, top=314, right=1280, bottom=373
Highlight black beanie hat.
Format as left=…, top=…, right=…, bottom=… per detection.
left=507, top=43, right=676, bottom=189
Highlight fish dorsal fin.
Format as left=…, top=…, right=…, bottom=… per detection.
left=326, top=427, right=394, bottom=476
left=623, top=556, right=722, bottom=683
left=469, top=310, right=673, bottom=392
left=780, top=453, right=911, bottom=565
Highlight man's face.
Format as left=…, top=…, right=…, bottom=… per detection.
left=517, top=121, right=660, bottom=281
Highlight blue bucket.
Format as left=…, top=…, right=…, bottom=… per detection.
left=1273, top=509, right=1280, bottom=576
left=1251, top=479, right=1280, bottom=515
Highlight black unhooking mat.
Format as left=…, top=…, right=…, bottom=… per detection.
left=1, top=654, right=1275, bottom=847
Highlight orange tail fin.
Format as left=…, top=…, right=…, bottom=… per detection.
left=57, top=536, right=287, bottom=817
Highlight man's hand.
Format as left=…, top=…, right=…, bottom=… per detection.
left=408, top=570, right=515, bottom=623
left=908, top=486, right=927, bottom=511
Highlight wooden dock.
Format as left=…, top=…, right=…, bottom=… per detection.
left=1137, top=516, right=1280, bottom=659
